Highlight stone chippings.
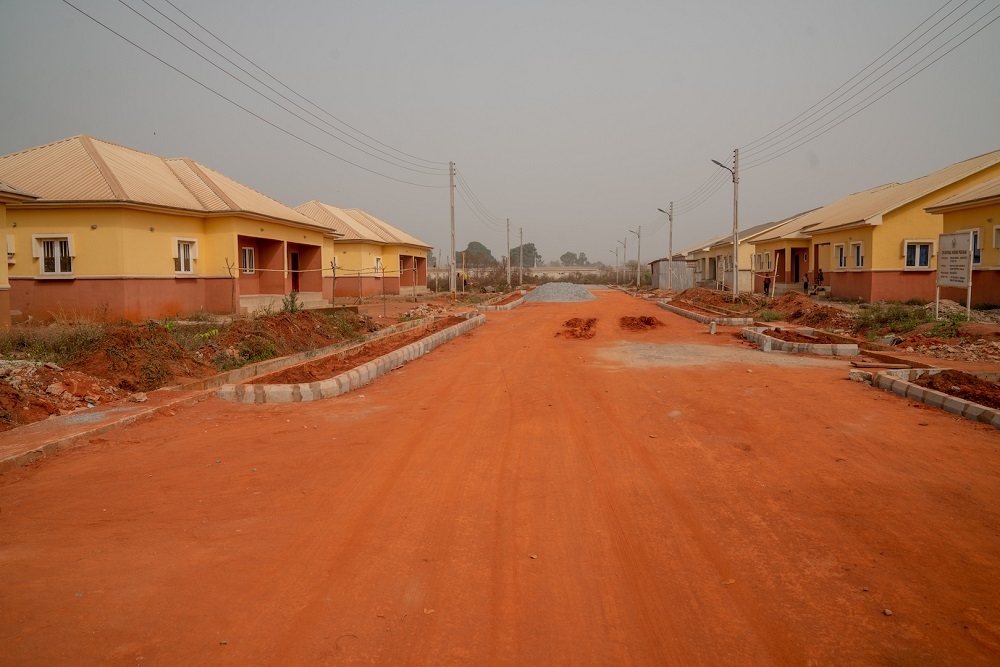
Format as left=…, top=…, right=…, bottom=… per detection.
left=523, top=283, right=597, bottom=303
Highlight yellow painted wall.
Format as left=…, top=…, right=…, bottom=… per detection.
left=942, top=202, right=1000, bottom=269
left=0, top=203, right=8, bottom=288
left=6, top=206, right=128, bottom=277
left=334, top=241, right=383, bottom=275
left=811, top=227, right=874, bottom=271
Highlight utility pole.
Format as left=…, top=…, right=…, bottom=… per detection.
left=618, top=238, right=627, bottom=287
left=609, top=248, right=618, bottom=284
left=449, top=161, right=456, bottom=299
left=506, top=218, right=511, bottom=287
left=519, top=227, right=523, bottom=285
left=629, top=226, right=641, bottom=292
left=657, top=203, right=674, bottom=290
left=712, top=149, right=739, bottom=301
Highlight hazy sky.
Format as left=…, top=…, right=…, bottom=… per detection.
left=2, top=0, right=999, bottom=266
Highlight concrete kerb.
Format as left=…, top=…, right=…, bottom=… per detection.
left=479, top=290, right=527, bottom=311
left=216, top=314, right=487, bottom=403
left=742, top=326, right=860, bottom=356
left=656, top=301, right=754, bottom=327
left=172, top=315, right=438, bottom=392
left=870, top=369, right=1000, bottom=430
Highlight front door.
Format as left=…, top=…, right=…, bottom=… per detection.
left=793, top=254, right=800, bottom=283
left=291, top=252, right=300, bottom=292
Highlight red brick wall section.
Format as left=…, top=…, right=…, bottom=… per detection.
left=10, top=277, right=237, bottom=321
left=828, top=271, right=872, bottom=301
left=870, top=272, right=936, bottom=303
left=941, top=270, right=1000, bottom=307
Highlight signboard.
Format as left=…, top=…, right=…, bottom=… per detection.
left=937, top=231, right=972, bottom=288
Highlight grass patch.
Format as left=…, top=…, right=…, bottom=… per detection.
left=757, top=310, right=782, bottom=322
left=929, top=313, right=968, bottom=339
left=0, top=323, right=106, bottom=364
left=852, top=303, right=932, bottom=335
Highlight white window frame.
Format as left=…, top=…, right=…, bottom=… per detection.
left=903, top=239, right=934, bottom=269
left=766, top=252, right=771, bottom=270
left=993, top=224, right=1000, bottom=250
left=374, top=256, right=383, bottom=277
left=972, top=229, right=982, bottom=266
left=6, top=234, right=14, bottom=265
left=241, top=246, right=255, bottom=274
left=172, top=238, right=197, bottom=274
left=851, top=241, right=864, bottom=268
left=32, top=234, right=75, bottom=276
left=834, top=243, right=846, bottom=269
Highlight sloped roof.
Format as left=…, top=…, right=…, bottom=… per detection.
left=0, top=135, right=326, bottom=229
left=926, top=174, right=1000, bottom=213
left=296, top=201, right=429, bottom=249
left=754, top=184, right=899, bottom=243
left=0, top=180, right=36, bottom=201
left=707, top=210, right=815, bottom=250
left=800, top=149, right=1000, bottom=235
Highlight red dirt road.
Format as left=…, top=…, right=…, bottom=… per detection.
left=2, top=289, right=1000, bottom=664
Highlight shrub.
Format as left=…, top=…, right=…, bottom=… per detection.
left=929, top=313, right=967, bottom=339
left=757, top=310, right=782, bottom=322
left=851, top=302, right=932, bottom=334
left=0, top=322, right=105, bottom=364
left=281, top=291, right=302, bottom=314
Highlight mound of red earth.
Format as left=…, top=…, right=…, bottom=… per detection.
left=767, top=293, right=854, bottom=330
left=673, top=287, right=741, bottom=310
left=557, top=318, right=597, bottom=339
left=912, top=369, right=1000, bottom=411
left=619, top=316, right=664, bottom=331
left=764, top=327, right=845, bottom=344
left=69, top=321, right=208, bottom=392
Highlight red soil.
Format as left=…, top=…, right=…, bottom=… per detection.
left=619, top=315, right=664, bottom=331
left=556, top=317, right=597, bottom=339
left=913, top=369, right=1000, bottom=411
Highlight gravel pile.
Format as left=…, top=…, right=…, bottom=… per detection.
left=523, top=283, right=598, bottom=303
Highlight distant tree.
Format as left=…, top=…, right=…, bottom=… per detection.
left=511, top=243, right=541, bottom=268
left=578, top=252, right=589, bottom=266
left=427, top=250, right=437, bottom=267
left=457, top=241, right=497, bottom=268
left=560, top=252, right=579, bottom=266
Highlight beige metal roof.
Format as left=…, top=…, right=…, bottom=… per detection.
left=926, top=174, right=1000, bottom=213
left=0, top=135, right=328, bottom=230
left=799, top=149, right=1000, bottom=235
left=296, top=201, right=429, bottom=249
left=0, top=180, right=36, bottom=201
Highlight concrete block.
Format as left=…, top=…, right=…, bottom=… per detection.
left=848, top=370, right=872, bottom=383
left=962, top=403, right=986, bottom=422
left=922, top=390, right=945, bottom=409
left=941, top=396, right=966, bottom=416
left=269, top=385, right=294, bottom=403
left=977, top=408, right=997, bottom=425
left=992, top=413, right=1000, bottom=429
left=904, top=385, right=925, bottom=401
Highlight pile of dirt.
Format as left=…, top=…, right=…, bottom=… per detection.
left=253, top=317, right=466, bottom=384
left=673, top=287, right=742, bottom=310
left=619, top=316, right=664, bottom=331
left=0, top=361, right=126, bottom=432
left=69, top=322, right=207, bottom=392
left=197, top=310, right=374, bottom=369
left=912, top=369, right=1000, bottom=411
left=767, top=293, right=854, bottom=330
left=557, top=318, right=597, bottom=339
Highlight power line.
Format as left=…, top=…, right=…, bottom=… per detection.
left=454, top=170, right=506, bottom=225
left=741, top=0, right=971, bottom=154
left=741, top=0, right=999, bottom=164
left=743, top=3, right=1000, bottom=171
left=156, top=0, right=449, bottom=168
left=60, top=0, right=448, bottom=188
left=115, top=0, right=448, bottom=176
left=454, top=186, right=506, bottom=233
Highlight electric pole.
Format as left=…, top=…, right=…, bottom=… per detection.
left=618, top=238, right=627, bottom=286
left=449, top=161, right=456, bottom=299
left=506, top=218, right=511, bottom=287
left=629, top=226, right=641, bottom=292
left=657, top=203, right=674, bottom=290
left=519, top=227, right=523, bottom=285
left=712, top=149, right=739, bottom=301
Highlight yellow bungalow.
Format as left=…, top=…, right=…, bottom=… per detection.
left=295, top=201, right=430, bottom=298
left=0, top=181, right=38, bottom=326
left=689, top=218, right=799, bottom=294
left=0, top=135, right=340, bottom=321
left=802, top=150, right=1000, bottom=302
left=926, top=174, right=1000, bottom=306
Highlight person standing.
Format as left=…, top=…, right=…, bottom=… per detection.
left=763, top=275, right=771, bottom=297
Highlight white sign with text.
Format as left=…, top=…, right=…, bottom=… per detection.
left=936, top=232, right=972, bottom=288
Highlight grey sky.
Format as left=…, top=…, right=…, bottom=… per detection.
left=2, top=0, right=998, bottom=266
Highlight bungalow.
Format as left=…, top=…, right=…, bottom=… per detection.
left=0, top=135, right=341, bottom=321
left=0, top=181, right=38, bottom=326
left=690, top=218, right=801, bottom=294
left=925, top=174, right=1000, bottom=306
left=802, top=149, right=1000, bottom=302
left=295, top=201, right=429, bottom=298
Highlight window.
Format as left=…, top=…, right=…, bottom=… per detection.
left=904, top=241, right=932, bottom=268
left=6, top=234, right=14, bottom=265
left=42, top=239, right=73, bottom=274
left=994, top=225, right=1000, bottom=249
left=972, top=229, right=981, bottom=265
left=241, top=247, right=255, bottom=274
left=374, top=256, right=383, bottom=277
left=766, top=252, right=771, bottom=270
left=834, top=244, right=846, bottom=268
left=174, top=240, right=194, bottom=273
left=851, top=242, right=864, bottom=268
